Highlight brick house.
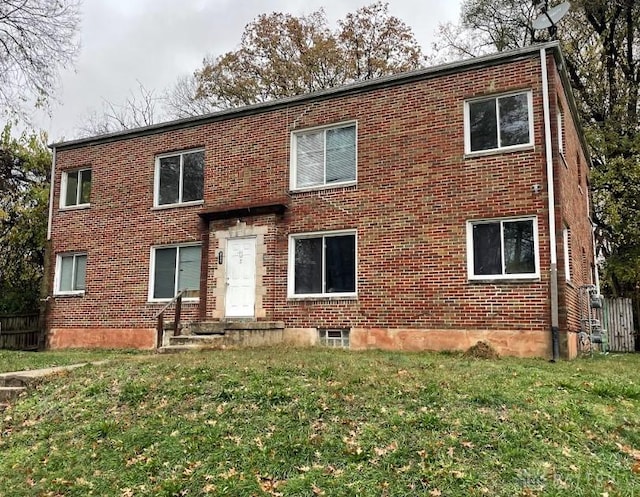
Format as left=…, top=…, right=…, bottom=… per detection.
left=46, top=41, right=596, bottom=358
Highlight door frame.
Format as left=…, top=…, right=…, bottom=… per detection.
left=224, top=236, right=257, bottom=318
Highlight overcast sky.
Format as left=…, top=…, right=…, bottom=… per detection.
left=36, top=0, right=462, bottom=141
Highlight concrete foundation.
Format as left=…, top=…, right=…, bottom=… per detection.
left=47, top=325, right=563, bottom=359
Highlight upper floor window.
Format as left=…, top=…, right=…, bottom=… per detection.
left=467, top=217, right=539, bottom=280
left=465, top=91, right=533, bottom=154
left=155, top=149, right=204, bottom=207
left=61, top=168, right=91, bottom=208
left=149, top=243, right=201, bottom=301
left=54, top=252, right=87, bottom=295
left=288, top=230, right=356, bottom=298
left=291, top=122, right=356, bottom=190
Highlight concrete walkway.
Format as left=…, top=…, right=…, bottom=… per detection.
left=0, top=361, right=108, bottom=408
left=0, top=360, right=108, bottom=380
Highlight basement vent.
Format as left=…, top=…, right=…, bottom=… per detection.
left=318, top=328, right=350, bottom=348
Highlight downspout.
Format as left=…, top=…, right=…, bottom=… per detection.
left=41, top=146, right=56, bottom=348
left=47, top=147, right=56, bottom=241
left=592, top=227, right=601, bottom=295
left=541, top=48, right=560, bottom=361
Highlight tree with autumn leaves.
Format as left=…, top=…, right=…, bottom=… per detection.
left=165, top=2, right=423, bottom=117
left=0, top=126, right=50, bottom=313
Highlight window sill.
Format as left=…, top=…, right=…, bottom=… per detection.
left=288, top=295, right=358, bottom=303
left=468, top=277, right=540, bottom=284
left=147, top=298, right=200, bottom=304
left=289, top=181, right=357, bottom=195
left=464, top=144, right=534, bottom=159
left=54, top=291, right=85, bottom=297
left=152, top=200, right=204, bottom=211
left=59, top=204, right=90, bottom=211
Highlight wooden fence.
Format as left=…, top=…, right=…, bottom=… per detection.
left=603, top=298, right=636, bottom=353
left=0, top=313, right=42, bottom=351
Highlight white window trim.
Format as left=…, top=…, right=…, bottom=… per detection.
left=148, top=242, right=202, bottom=303
left=466, top=216, right=540, bottom=280
left=289, top=121, right=358, bottom=192
left=557, top=107, right=564, bottom=156
left=464, top=90, right=534, bottom=156
left=59, top=168, right=91, bottom=209
left=53, top=252, right=87, bottom=296
left=287, top=229, right=358, bottom=298
left=153, top=148, right=205, bottom=208
left=563, top=226, right=571, bottom=282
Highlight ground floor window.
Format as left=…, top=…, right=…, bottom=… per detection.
left=55, top=252, right=87, bottom=295
left=150, top=244, right=201, bottom=300
left=467, top=217, right=539, bottom=279
left=289, top=230, right=356, bottom=297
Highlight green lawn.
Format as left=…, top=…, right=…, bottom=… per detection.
left=0, top=349, right=150, bottom=374
left=1, top=348, right=639, bottom=496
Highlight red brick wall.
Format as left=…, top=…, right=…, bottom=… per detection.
left=47, top=51, right=592, bottom=357
left=549, top=57, right=595, bottom=346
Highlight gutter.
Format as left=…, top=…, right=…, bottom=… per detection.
left=540, top=47, right=561, bottom=361
left=51, top=42, right=563, bottom=151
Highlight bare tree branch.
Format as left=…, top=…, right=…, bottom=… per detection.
left=0, top=0, right=80, bottom=120
left=75, top=82, right=161, bottom=137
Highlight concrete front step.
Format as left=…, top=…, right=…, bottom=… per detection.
left=160, top=321, right=287, bottom=352
left=191, top=320, right=285, bottom=335
left=158, top=344, right=222, bottom=354
left=169, top=335, right=224, bottom=346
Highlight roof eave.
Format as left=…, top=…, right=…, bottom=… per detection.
left=51, top=41, right=562, bottom=151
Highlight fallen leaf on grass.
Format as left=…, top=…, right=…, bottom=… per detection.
left=616, top=442, right=640, bottom=460
left=374, top=441, right=398, bottom=456
left=312, top=484, right=325, bottom=495
left=257, top=474, right=283, bottom=496
left=220, top=468, right=237, bottom=480
left=429, top=489, right=441, bottom=496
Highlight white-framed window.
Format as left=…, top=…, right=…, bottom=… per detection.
left=464, top=91, right=534, bottom=154
left=467, top=217, right=539, bottom=280
left=290, top=122, right=356, bottom=190
left=149, top=244, right=202, bottom=301
left=563, top=226, right=571, bottom=282
left=54, top=252, right=87, bottom=295
left=288, top=230, right=357, bottom=298
left=154, top=149, right=204, bottom=207
left=60, top=168, right=91, bottom=208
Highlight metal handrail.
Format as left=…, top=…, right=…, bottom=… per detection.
left=155, top=290, right=186, bottom=348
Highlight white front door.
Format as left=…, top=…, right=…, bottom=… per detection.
left=225, top=237, right=256, bottom=317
